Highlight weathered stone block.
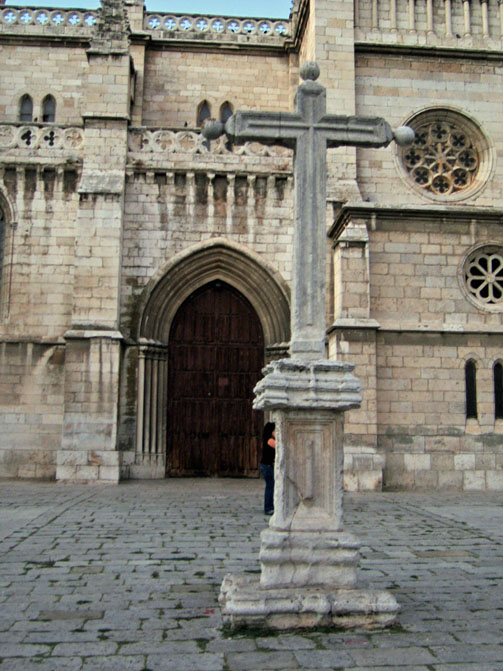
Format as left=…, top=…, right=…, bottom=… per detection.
left=486, top=470, right=503, bottom=490
left=357, top=470, right=383, bottom=491
left=98, top=465, right=120, bottom=482
left=463, top=470, right=486, bottom=490
left=55, top=464, right=77, bottom=480
left=438, top=470, right=463, bottom=489
left=404, top=454, right=430, bottom=471
left=219, top=574, right=399, bottom=631
left=454, top=454, right=476, bottom=471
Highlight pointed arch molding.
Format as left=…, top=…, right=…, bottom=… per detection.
left=139, top=239, right=291, bottom=347
left=0, top=186, right=15, bottom=223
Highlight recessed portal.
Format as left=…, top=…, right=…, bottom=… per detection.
left=167, top=281, right=264, bottom=476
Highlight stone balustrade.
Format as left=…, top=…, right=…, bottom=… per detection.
left=0, top=124, right=85, bottom=158
left=0, top=5, right=289, bottom=45
left=0, top=6, right=97, bottom=34
left=144, top=13, right=290, bottom=43
left=355, top=0, right=503, bottom=48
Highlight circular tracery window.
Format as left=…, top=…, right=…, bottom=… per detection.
left=464, top=246, right=503, bottom=309
left=399, top=109, right=491, bottom=201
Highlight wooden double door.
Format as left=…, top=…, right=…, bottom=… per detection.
left=167, top=281, right=264, bottom=476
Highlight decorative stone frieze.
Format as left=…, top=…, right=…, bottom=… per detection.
left=128, top=128, right=292, bottom=157
left=0, top=124, right=84, bottom=159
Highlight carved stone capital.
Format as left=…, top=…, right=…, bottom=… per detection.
left=253, top=357, right=362, bottom=412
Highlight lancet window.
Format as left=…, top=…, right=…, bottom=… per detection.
left=19, top=94, right=33, bottom=122
left=220, top=101, right=233, bottom=123
left=465, top=359, right=478, bottom=419
left=494, top=362, right=503, bottom=420
left=42, top=95, right=56, bottom=123
left=197, top=100, right=211, bottom=127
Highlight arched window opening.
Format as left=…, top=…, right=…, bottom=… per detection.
left=197, top=100, right=211, bottom=127
left=19, top=95, right=33, bottom=122
left=220, top=101, right=233, bottom=123
left=42, top=95, right=56, bottom=123
left=494, top=362, right=503, bottom=419
left=465, top=359, right=478, bottom=419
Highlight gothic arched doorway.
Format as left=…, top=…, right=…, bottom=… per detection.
left=167, top=280, right=264, bottom=476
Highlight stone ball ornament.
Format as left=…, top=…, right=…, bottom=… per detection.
left=202, top=118, right=225, bottom=140
left=393, top=126, right=415, bottom=146
left=299, top=61, right=320, bottom=81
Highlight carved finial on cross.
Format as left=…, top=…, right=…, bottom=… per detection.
left=299, top=61, right=320, bottom=81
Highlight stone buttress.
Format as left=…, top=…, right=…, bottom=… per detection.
left=57, top=0, right=132, bottom=482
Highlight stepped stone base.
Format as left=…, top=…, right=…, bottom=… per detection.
left=219, top=574, right=400, bottom=631
left=259, top=529, right=359, bottom=589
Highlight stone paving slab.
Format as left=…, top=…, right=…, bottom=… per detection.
left=1, top=480, right=503, bottom=670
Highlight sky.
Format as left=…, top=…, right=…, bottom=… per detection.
left=6, top=0, right=292, bottom=18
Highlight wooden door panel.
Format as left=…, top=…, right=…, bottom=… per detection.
left=167, top=281, right=264, bottom=477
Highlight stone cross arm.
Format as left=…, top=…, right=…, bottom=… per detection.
left=224, top=111, right=395, bottom=151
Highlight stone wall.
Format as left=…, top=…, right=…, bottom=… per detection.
left=329, top=206, right=503, bottom=491
left=0, top=162, right=79, bottom=480
left=369, top=214, right=503, bottom=330
left=377, top=330, right=503, bottom=490
left=0, top=341, right=65, bottom=479
left=0, top=166, right=79, bottom=337
left=0, top=43, right=87, bottom=124
left=57, top=333, right=121, bottom=482
left=121, top=150, right=295, bottom=338
left=355, top=52, right=503, bottom=208
left=141, top=49, right=292, bottom=128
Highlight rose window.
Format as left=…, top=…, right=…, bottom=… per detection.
left=464, top=247, right=503, bottom=307
left=399, top=110, right=491, bottom=201
left=402, top=119, right=479, bottom=196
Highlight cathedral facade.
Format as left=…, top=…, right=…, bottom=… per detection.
left=1, top=0, right=502, bottom=490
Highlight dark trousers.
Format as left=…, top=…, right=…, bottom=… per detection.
left=259, top=463, right=274, bottom=514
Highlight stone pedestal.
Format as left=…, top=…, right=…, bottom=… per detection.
left=219, top=358, right=399, bottom=630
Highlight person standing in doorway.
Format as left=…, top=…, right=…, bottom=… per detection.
left=260, top=422, right=275, bottom=515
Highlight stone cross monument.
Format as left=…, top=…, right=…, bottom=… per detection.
left=204, top=62, right=413, bottom=630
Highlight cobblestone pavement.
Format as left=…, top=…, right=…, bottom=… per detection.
left=1, top=479, right=503, bottom=670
